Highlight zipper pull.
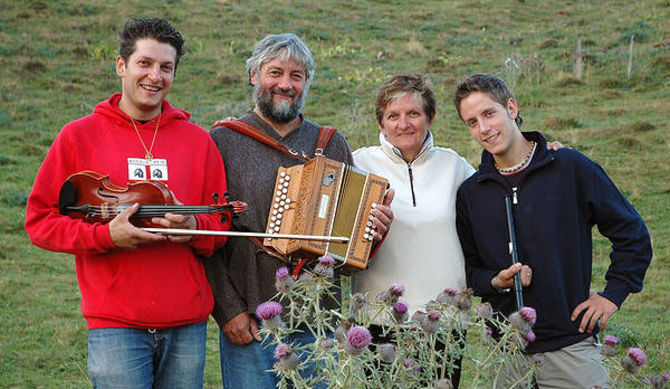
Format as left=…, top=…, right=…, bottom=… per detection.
left=512, top=187, right=518, bottom=205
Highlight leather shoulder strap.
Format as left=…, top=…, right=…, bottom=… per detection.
left=212, top=117, right=309, bottom=162
left=315, top=126, right=337, bottom=156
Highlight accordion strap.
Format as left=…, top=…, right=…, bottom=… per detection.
left=212, top=117, right=337, bottom=161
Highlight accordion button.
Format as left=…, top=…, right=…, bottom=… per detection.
left=367, top=221, right=372, bottom=227
left=285, top=175, right=291, bottom=180
left=284, top=204, right=290, bottom=210
left=276, top=191, right=281, bottom=196
left=363, top=233, right=369, bottom=240
left=285, top=197, right=290, bottom=202
left=271, top=216, right=277, bottom=221
left=272, top=209, right=278, bottom=215
left=275, top=197, right=281, bottom=202
left=282, top=188, right=288, bottom=194
left=365, top=227, right=371, bottom=233
left=274, top=204, right=279, bottom=209
left=274, top=226, right=280, bottom=232
left=280, top=171, right=286, bottom=177
left=277, top=213, right=283, bottom=219
left=280, top=201, right=286, bottom=206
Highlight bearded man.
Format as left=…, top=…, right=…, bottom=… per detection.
left=204, top=33, right=393, bottom=388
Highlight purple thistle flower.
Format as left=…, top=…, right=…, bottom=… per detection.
left=256, top=301, right=282, bottom=320
left=274, top=343, right=291, bottom=359
left=376, top=343, right=396, bottom=363
left=519, top=307, right=537, bottom=326
left=476, top=302, right=493, bottom=319
left=274, top=343, right=299, bottom=370
left=436, top=287, right=459, bottom=305
left=345, top=326, right=372, bottom=355
left=434, top=378, right=454, bottom=389
left=394, top=301, right=408, bottom=315
left=276, top=266, right=289, bottom=279
left=393, top=300, right=409, bottom=323
left=643, top=374, right=669, bottom=389
left=621, top=347, right=647, bottom=374
left=318, top=255, right=335, bottom=265
left=256, top=301, right=284, bottom=329
left=313, top=256, right=335, bottom=278
left=601, top=334, right=618, bottom=357
left=486, top=327, right=493, bottom=337
left=274, top=267, right=294, bottom=293
left=508, top=311, right=532, bottom=334
left=421, top=311, right=441, bottom=334
left=628, top=348, right=647, bottom=365
left=525, top=330, right=536, bottom=343
left=390, top=283, right=405, bottom=297
left=604, top=334, right=618, bottom=345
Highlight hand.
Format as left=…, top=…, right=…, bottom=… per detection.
left=546, top=140, right=564, bottom=150
left=109, top=203, right=167, bottom=249
left=150, top=213, right=197, bottom=244
left=571, top=292, right=618, bottom=333
left=369, top=188, right=395, bottom=241
left=223, top=312, right=262, bottom=346
left=492, top=262, right=533, bottom=289
left=150, top=193, right=197, bottom=243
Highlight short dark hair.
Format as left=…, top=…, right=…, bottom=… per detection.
left=118, top=18, right=184, bottom=70
left=375, top=74, right=436, bottom=126
left=453, top=74, right=523, bottom=126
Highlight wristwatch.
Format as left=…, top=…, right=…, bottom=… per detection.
left=491, top=275, right=511, bottom=294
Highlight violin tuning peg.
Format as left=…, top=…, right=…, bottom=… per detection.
left=213, top=192, right=220, bottom=204
left=224, top=191, right=232, bottom=202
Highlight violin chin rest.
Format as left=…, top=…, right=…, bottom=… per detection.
left=58, top=180, right=78, bottom=215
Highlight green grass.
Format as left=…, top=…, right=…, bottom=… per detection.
left=1, top=0, right=669, bottom=387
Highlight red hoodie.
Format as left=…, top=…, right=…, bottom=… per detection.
left=25, top=94, right=230, bottom=329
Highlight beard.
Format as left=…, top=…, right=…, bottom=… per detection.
left=253, top=83, right=306, bottom=124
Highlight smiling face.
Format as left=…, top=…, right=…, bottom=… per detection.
left=458, top=91, right=526, bottom=165
left=379, top=93, right=432, bottom=162
left=251, top=54, right=307, bottom=125
left=116, top=38, right=176, bottom=120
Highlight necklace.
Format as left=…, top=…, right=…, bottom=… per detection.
left=130, top=114, right=161, bottom=161
left=496, top=140, right=536, bottom=174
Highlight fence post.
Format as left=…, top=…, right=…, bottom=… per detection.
left=575, top=37, right=583, bottom=80
left=627, top=35, right=635, bottom=79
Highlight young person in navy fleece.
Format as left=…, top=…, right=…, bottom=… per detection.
left=453, top=73, right=652, bottom=388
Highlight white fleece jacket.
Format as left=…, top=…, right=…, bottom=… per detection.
left=352, top=132, right=475, bottom=316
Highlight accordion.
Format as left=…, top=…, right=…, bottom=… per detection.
left=264, top=156, right=388, bottom=274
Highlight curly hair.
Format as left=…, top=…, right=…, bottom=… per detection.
left=118, top=18, right=184, bottom=71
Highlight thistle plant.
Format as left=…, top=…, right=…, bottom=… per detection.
left=258, top=264, right=662, bottom=388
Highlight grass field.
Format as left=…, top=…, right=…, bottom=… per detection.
left=1, top=0, right=668, bottom=387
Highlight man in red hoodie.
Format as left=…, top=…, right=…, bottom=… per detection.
left=25, top=18, right=230, bottom=388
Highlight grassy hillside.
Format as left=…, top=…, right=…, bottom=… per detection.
left=1, top=0, right=668, bottom=386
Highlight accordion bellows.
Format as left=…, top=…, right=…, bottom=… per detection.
left=264, top=156, right=388, bottom=273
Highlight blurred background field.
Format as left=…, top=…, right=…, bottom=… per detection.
left=0, top=0, right=668, bottom=387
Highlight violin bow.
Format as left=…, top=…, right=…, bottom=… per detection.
left=141, top=228, right=350, bottom=243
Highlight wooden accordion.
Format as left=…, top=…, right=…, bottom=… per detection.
left=264, top=156, right=388, bottom=273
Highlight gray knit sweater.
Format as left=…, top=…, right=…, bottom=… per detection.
left=205, top=111, right=354, bottom=328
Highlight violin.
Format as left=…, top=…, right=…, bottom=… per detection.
left=58, top=171, right=247, bottom=228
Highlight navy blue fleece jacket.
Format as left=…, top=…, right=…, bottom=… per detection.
left=456, top=131, right=652, bottom=354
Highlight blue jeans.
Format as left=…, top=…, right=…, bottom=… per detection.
left=219, top=327, right=329, bottom=389
left=87, top=322, right=207, bottom=389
